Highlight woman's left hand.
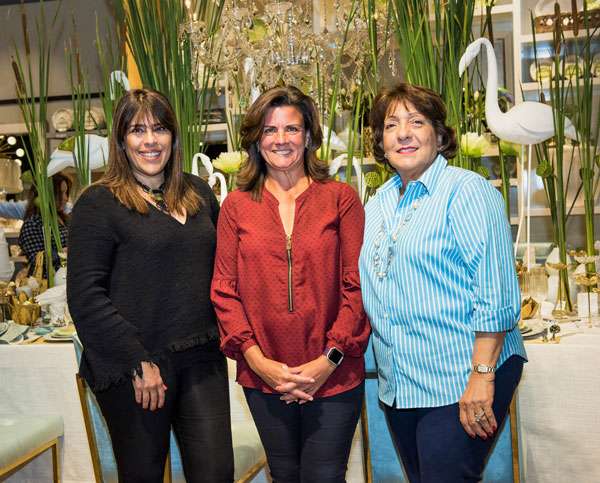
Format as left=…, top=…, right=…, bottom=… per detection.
left=277, top=356, right=336, bottom=404
left=458, top=373, right=497, bottom=439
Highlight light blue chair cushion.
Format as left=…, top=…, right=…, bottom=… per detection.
left=0, top=413, right=63, bottom=470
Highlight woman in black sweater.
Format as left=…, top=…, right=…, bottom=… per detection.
left=67, top=88, right=234, bottom=482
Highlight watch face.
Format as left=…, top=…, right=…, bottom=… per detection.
left=328, top=348, right=344, bottom=365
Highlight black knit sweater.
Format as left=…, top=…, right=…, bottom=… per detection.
left=67, top=174, right=221, bottom=391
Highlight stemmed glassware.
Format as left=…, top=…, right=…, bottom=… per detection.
left=530, top=267, right=549, bottom=324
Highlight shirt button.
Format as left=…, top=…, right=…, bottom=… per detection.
left=383, top=312, right=388, bottom=319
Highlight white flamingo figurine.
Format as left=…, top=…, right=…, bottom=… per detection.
left=459, top=37, right=578, bottom=265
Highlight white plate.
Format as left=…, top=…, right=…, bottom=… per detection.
left=521, top=321, right=546, bottom=339
left=51, top=108, right=74, bottom=132
left=529, top=59, right=554, bottom=83
left=43, top=333, right=73, bottom=343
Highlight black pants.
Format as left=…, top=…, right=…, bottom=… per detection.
left=94, top=341, right=234, bottom=483
left=385, top=355, right=524, bottom=483
left=244, top=381, right=364, bottom=483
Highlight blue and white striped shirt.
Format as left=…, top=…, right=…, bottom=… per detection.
left=359, top=155, right=527, bottom=408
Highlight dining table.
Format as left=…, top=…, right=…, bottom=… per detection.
left=518, top=320, right=600, bottom=483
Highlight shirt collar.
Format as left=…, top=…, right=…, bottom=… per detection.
left=376, top=154, right=448, bottom=196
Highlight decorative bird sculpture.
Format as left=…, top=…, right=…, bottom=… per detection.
left=459, top=37, right=578, bottom=264
left=458, top=37, right=577, bottom=144
left=47, top=134, right=109, bottom=177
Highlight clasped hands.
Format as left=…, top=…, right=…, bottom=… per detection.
left=253, top=355, right=336, bottom=405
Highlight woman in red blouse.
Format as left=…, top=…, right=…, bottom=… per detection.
left=211, top=86, right=370, bottom=482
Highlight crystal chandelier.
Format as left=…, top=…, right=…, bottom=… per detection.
left=180, top=0, right=391, bottom=116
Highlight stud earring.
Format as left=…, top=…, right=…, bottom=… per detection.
left=384, top=153, right=388, bottom=159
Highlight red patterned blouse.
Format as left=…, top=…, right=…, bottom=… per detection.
left=211, top=180, right=370, bottom=397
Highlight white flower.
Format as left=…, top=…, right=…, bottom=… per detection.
left=212, top=151, right=247, bottom=174
left=460, top=132, right=490, bottom=158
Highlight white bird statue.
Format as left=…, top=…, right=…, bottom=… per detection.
left=458, top=37, right=577, bottom=144
left=47, top=134, right=109, bottom=178
left=459, top=37, right=578, bottom=264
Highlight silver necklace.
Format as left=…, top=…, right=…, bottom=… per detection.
left=372, top=194, right=424, bottom=279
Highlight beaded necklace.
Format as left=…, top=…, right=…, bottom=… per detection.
left=372, top=194, right=424, bottom=279
left=136, top=180, right=169, bottom=214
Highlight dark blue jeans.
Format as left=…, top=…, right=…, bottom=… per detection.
left=94, top=341, right=234, bottom=483
left=385, top=355, right=524, bottom=483
left=244, top=381, right=364, bottom=483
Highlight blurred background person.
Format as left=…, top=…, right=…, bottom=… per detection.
left=18, top=172, right=70, bottom=278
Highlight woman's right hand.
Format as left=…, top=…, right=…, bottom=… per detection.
left=132, top=361, right=166, bottom=411
left=243, top=345, right=315, bottom=401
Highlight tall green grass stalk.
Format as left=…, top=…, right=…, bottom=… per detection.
left=95, top=14, right=127, bottom=143
left=571, top=6, right=600, bottom=275
left=11, top=0, right=63, bottom=286
left=67, top=9, right=92, bottom=192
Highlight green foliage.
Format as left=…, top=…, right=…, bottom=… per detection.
left=11, top=0, right=64, bottom=286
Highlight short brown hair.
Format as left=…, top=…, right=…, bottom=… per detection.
left=237, top=86, right=330, bottom=200
left=95, top=88, right=202, bottom=214
left=370, top=83, right=457, bottom=169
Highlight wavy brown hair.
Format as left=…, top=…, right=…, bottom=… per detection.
left=237, top=86, right=330, bottom=200
left=24, top=172, right=72, bottom=225
left=370, top=82, right=458, bottom=170
left=95, top=88, right=202, bottom=214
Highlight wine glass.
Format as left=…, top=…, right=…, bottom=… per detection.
left=531, top=267, right=549, bottom=324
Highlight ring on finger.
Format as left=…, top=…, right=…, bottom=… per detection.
left=474, top=412, right=485, bottom=422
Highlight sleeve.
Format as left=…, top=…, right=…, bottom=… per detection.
left=210, top=195, right=257, bottom=360
left=449, top=177, right=521, bottom=332
left=67, top=189, right=151, bottom=386
left=325, top=184, right=371, bottom=357
left=0, top=200, right=26, bottom=219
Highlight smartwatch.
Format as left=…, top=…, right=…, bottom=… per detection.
left=323, top=347, right=344, bottom=366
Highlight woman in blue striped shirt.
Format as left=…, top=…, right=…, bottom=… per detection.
left=359, top=83, right=527, bottom=482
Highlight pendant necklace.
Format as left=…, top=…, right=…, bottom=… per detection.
left=136, top=179, right=169, bottom=214
left=372, top=194, right=424, bottom=279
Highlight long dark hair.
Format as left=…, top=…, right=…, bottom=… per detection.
left=237, top=86, right=330, bottom=200
left=96, top=88, right=202, bottom=214
left=370, top=82, right=458, bottom=170
left=24, top=172, right=72, bottom=225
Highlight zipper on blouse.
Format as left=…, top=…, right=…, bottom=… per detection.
left=286, top=235, right=294, bottom=312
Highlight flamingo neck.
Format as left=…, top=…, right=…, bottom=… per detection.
left=481, top=38, right=502, bottom=123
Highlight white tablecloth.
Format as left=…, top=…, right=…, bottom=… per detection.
left=0, top=344, right=95, bottom=483
left=0, top=344, right=365, bottom=482
left=520, top=323, right=600, bottom=483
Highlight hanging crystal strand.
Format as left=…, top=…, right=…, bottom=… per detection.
left=288, top=4, right=295, bottom=64
left=334, top=0, right=341, bottom=30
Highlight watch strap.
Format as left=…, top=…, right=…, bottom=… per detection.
left=471, top=363, right=496, bottom=374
